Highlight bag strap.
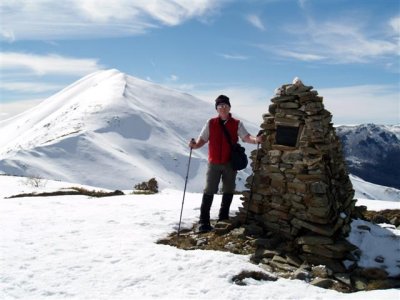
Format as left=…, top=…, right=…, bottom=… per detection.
left=219, top=120, right=234, bottom=147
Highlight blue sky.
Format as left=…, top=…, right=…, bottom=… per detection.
left=0, top=0, right=399, bottom=125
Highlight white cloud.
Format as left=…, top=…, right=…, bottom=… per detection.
left=2, top=79, right=398, bottom=126
left=245, top=14, right=266, bottom=31
left=168, top=74, right=179, bottom=81
left=0, top=52, right=102, bottom=76
left=0, top=0, right=223, bottom=40
left=389, top=16, right=400, bottom=34
left=136, top=0, right=220, bottom=26
left=0, top=81, right=64, bottom=93
left=307, top=22, right=399, bottom=63
left=0, top=52, right=102, bottom=96
left=320, top=85, right=400, bottom=125
left=180, top=82, right=399, bottom=126
left=0, top=29, right=15, bottom=42
left=219, top=53, right=249, bottom=60
left=297, top=0, right=308, bottom=9
left=278, top=50, right=325, bottom=61
left=262, top=16, right=400, bottom=64
left=74, top=0, right=141, bottom=22
left=0, top=98, right=44, bottom=122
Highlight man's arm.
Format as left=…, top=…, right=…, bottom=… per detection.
left=239, top=121, right=264, bottom=144
left=189, top=119, right=210, bottom=149
left=189, top=138, right=207, bottom=149
left=242, top=134, right=263, bottom=144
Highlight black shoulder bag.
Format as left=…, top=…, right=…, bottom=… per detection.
left=220, top=121, right=248, bottom=171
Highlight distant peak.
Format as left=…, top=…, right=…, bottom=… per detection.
left=105, top=68, right=123, bottom=74
left=95, top=68, right=124, bottom=76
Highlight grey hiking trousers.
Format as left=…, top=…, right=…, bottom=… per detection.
left=203, top=163, right=237, bottom=195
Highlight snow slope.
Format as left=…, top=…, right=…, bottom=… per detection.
left=351, top=174, right=400, bottom=202
left=336, top=124, right=400, bottom=189
left=0, top=175, right=399, bottom=300
left=0, top=69, right=258, bottom=191
left=1, top=70, right=399, bottom=202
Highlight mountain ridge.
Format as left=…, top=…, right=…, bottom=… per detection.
left=336, top=124, right=400, bottom=190
left=1, top=70, right=398, bottom=196
left=0, top=69, right=258, bottom=191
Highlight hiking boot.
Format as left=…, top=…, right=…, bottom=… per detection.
left=199, top=193, right=213, bottom=224
left=198, top=193, right=214, bottom=233
left=198, top=223, right=213, bottom=233
left=218, top=193, right=233, bottom=221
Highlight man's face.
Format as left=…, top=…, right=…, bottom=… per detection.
left=217, top=104, right=230, bottom=118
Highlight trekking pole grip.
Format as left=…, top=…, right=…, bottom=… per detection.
left=189, top=138, right=195, bottom=149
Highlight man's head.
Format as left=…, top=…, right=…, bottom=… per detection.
left=215, top=95, right=231, bottom=110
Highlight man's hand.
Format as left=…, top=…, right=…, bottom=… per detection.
left=255, top=135, right=264, bottom=144
left=256, top=130, right=265, bottom=143
left=189, top=138, right=196, bottom=148
left=243, top=133, right=264, bottom=144
left=189, top=138, right=206, bottom=149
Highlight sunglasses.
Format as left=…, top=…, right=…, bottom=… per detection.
left=217, top=104, right=230, bottom=109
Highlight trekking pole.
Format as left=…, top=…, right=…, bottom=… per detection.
left=177, top=138, right=195, bottom=238
left=244, top=133, right=262, bottom=224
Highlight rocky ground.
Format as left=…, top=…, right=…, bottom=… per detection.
left=363, top=209, right=400, bottom=227
left=157, top=209, right=400, bottom=293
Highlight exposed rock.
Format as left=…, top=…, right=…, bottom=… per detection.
left=231, top=270, right=278, bottom=286
left=357, top=224, right=371, bottom=231
left=372, top=215, right=391, bottom=224
left=352, top=276, right=368, bottom=291
left=236, top=78, right=365, bottom=283
left=374, top=256, right=385, bottom=263
left=363, top=209, right=400, bottom=227
left=196, top=237, right=208, bottom=247
left=259, top=263, right=274, bottom=274
left=334, top=273, right=352, bottom=286
left=214, top=221, right=233, bottom=235
left=296, top=235, right=334, bottom=245
left=361, top=268, right=389, bottom=280
left=299, top=254, right=346, bottom=273
left=292, top=268, right=311, bottom=281
left=230, top=227, right=246, bottom=237
left=270, top=260, right=297, bottom=273
left=390, top=216, right=400, bottom=227
left=310, top=278, right=336, bottom=289
left=285, top=254, right=303, bottom=268
left=272, top=255, right=288, bottom=264
left=312, top=265, right=332, bottom=278
left=134, top=177, right=158, bottom=193
left=159, top=220, right=399, bottom=293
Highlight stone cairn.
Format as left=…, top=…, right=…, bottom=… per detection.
left=238, top=78, right=358, bottom=274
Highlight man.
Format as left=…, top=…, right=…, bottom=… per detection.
left=189, top=95, right=263, bottom=233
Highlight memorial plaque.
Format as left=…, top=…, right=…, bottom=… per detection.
left=275, top=125, right=299, bottom=147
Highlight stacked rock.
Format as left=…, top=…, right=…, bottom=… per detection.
left=238, top=78, right=358, bottom=270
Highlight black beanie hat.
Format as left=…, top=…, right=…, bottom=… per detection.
left=215, top=95, right=231, bottom=109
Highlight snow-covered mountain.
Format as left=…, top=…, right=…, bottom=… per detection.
left=336, top=124, right=400, bottom=190
left=0, top=69, right=258, bottom=191
left=1, top=70, right=399, bottom=200
left=351, top=174, right=400, bottom=202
